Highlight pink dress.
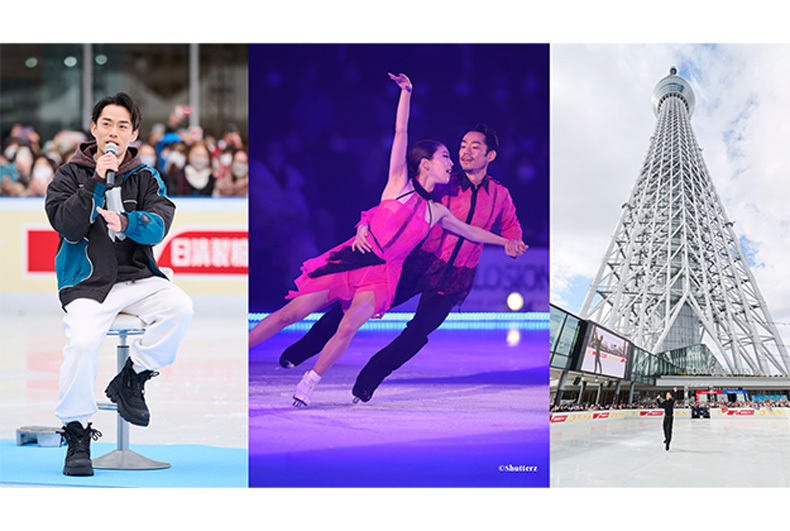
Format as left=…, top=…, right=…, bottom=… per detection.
left=287, top=191, right=431, bottom=318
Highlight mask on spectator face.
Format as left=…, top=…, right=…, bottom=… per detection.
left=189, top=156, right=210, bottom=171
left=15, top=147, right=33, bottom=176
left=231, top=162, right=248, bottom=178
left=141, top=155, right=156, bottom=168
left=32, top=165, right=54, bottom=181
left=168, top=151, right=186, bottom=170
left=4, top=145, right=18, bottom=160
left=46, top=150, right=63, bottom=165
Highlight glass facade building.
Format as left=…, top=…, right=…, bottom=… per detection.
left=549, top=304, right=581, bottom=371
left=550, top=304, right=684, bottom=384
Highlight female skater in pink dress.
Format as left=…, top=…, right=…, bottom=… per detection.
left=249, top=73, right=528, bottom=407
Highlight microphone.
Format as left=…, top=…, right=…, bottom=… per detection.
left=104, top=142, right=118, bottom=185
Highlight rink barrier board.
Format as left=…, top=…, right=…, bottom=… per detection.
left=1, top=197, right=247, bottom=296
left=550, top=407, right=790, bottom=424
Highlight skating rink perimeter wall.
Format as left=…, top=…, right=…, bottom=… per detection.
left=0, top=196, right=247, bottom=316
left=550, top=407, right=790, bottom=423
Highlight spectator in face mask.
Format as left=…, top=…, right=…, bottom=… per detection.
left=162, top=142, right=187, bottom=195
left=139, top=143, right=158, bottom=170
left=27, top=155, right=58, bottom=196
left=215, top=147, right=248, bottom=197
left=14, top=145, right=34, bottom=184
left=178, top=141, right=215, bottom=196
left=0, top=144, right=33, bottom=196
left=1, top=152, right=24, bottom=196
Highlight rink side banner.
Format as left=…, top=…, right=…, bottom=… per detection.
left=550, top=408, right=790, bottom=424
left=458, top=246, right=548, bottom=313
left=1, top=197, right=247, bottom=295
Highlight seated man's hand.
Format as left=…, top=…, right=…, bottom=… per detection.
left=96, top=207, right=127, bottom=232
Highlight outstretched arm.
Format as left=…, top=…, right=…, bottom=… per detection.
left=434, top=203, right=527, bottom=256
left=381, top=73, right=412, bottom=201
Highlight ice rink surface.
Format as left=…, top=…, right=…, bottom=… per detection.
left=249, top=324, right=549, bottom=487
left=0, top=309, right=248, bottom=450
left=551, top=416, right=790, bottom=487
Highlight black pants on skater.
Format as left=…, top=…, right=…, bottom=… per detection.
left=657, top=394, right=676, bottom=450
left=663, top=415, right=673, bottom=448
left=279, top=270, right=462, bottom=402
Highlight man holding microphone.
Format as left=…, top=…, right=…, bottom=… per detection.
left=45, top=92, right=193, bottom=476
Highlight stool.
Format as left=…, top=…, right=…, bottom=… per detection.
left=92, top=312, right=170, bottom=470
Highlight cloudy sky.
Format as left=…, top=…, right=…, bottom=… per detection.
left=550, top=44, right=790, bottom=351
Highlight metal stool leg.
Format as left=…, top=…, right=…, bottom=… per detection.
left=93, top=327, right=170, bottom=470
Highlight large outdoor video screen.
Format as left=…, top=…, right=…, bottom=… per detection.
left=577, top=323, right=630, bottom=379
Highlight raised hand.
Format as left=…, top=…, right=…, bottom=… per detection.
left=389, top=72, right=413, bottom=93
left=95, top=151, right=119, bottom=181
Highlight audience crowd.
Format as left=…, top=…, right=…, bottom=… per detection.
left=1, top=105, right=247, bottom=198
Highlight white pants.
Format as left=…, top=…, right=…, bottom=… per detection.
left=56, top=276, right=194, bottom=426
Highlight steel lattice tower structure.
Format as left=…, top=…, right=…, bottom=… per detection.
left=580, top=67, right=790, bottom=376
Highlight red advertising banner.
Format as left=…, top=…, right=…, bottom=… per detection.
left=24, top=227, right=248, bottom=276
left=156, top=230, right=248, bottom=275
left=25, top=228, right=60, bottom=273
left=724, top=409, right=755, bottom=416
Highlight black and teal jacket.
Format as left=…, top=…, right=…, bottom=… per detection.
left=45, top=141, right=175, bottom=309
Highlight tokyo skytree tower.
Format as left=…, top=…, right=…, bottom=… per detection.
left=580, top=67, right=790, bottom=375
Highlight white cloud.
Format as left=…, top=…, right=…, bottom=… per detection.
left=551, top=44, right=790, bottom=349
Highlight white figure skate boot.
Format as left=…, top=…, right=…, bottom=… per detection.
left=293, top=370, right=321, bottom=408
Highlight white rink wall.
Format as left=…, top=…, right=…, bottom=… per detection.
left=0, top=197, right=247, bottom=317
left=550, top=407, right=790, bottom=424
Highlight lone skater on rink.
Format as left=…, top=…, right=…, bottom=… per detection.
left=656, top=387, right=678, bottom=451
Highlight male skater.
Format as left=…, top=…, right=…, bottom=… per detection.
left=45, top=92, right=193, bottom=475
left=593, top=332, right=603, bottom=374
left=278, top=125, right=525, bottom=402
left=656, top=387, right=679, bottom=451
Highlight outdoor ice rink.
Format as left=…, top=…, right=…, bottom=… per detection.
left=249, top=321, right=549, bottom=488
left=551, top=414, right=790, bottom=487
left=0, top=306, right=248, bottom=487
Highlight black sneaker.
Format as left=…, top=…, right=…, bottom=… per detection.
left=105, top=358, right=159, bottom=427
left=59, top=421, right=102, bottom=476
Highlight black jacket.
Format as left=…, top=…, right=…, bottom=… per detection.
left=45, top=141, right=175, bottom=308
left=657, top=392, right=676, bottom=418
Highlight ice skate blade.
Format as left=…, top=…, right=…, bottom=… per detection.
left=352, top=397, right=360, bottom=405
left=292, top=397, right=308, bottom=408
left=278, top=361, right=295, bottom=370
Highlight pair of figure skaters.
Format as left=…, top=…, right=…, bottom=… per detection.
left=249, top=73, right=528, bottom=407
